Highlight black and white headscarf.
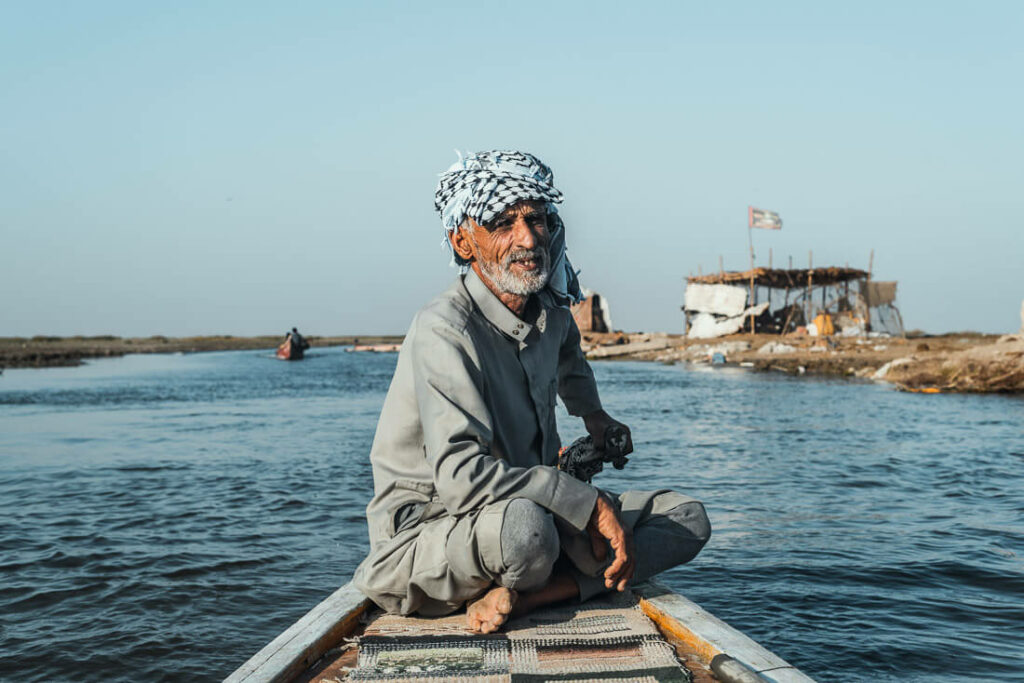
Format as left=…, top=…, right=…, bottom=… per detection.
left=434, top=150, right=582, bottom=304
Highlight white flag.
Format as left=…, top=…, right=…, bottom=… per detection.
left=748, top=206, right=782, bottom=230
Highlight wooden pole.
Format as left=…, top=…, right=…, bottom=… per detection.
left=783, top=286, right=791, bottom=333
left=750, top=276, right=757, bottom=334
left=865, top=249, right=874, bottom=331
left=782, top=301, right=798, bottom=334
left=748, top=226, right=756, bottom=335
left=685, top=274, right=691, bottom=334
left=769, top=248, right=773, bottom=269
left=719, top=255, right=724, bottom=274
left=806, top=250, right=813, bottom=326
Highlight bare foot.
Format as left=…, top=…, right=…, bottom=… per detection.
left=511, top=571, right=579, bottom=618
left=466, top=586, right=517, bottom=634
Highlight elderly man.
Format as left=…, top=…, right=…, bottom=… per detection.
left=353, top=151, right=710, bottom=633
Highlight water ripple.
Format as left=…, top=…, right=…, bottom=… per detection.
left=0, top=350, right=1021, bottom=682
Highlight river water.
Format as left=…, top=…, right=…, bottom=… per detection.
left=1, top=347, right=1021, bottom=682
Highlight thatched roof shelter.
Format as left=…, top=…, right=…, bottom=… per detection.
left=687, top=267, right=868, bottom=289
left=683, top=263, right=902, bottom=337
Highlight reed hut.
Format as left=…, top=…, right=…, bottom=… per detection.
left=571, top=290, right=614, bottom=333
left=684, top=266, right=903, bottom=338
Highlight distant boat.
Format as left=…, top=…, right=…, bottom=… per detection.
left=276, top=338, right=306, bottom=361
left=347, top=343, right=402, bottom=353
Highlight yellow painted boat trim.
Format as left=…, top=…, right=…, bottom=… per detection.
left=635, top=581, right=815, bottom=682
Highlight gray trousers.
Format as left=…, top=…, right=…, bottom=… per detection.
left=356, top=489, right=711, bottom=616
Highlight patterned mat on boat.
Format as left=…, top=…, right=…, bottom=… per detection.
left=348, top=590, right=691, bottom=682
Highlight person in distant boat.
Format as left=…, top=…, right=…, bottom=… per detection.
left=353, top=151, right=710, bottom=633
left=289, top=327, right=310, bottom=352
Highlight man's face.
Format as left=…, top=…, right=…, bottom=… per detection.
left=462, top=200, right=551, bottom=296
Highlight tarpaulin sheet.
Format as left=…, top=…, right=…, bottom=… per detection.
left=688, top=302, right=769, bottom=338
left=684, top=284, right=749, bottom=316
left=865, top=281, right=898, bottom=307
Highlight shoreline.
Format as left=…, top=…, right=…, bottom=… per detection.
left=3, top=331, right=1021, bottom=394
left=0, top=335, right=404, bottom=369
left=581, top=331, right=1024, bottom=394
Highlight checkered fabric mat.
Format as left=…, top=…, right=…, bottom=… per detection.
left=349, top=592, right=691, bottom=682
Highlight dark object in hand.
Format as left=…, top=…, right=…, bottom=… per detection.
left=558, top=425, right=631, bottom=483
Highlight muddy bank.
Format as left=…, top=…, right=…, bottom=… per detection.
left=582, top=331, right=1024, bottom=394
left=0, top=335, right=404, bottom=369
left=880, top=335, right=1024, bottom=393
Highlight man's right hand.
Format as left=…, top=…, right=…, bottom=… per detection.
left=585, top=493, right=635, bottom=592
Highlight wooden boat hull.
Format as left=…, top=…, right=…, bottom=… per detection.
left=276, top=340, right=305, bottom=361
left=225, top=580, right=814, bottom=683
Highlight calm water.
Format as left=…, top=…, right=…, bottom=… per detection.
left=1, top=347, right=1022, bottom=682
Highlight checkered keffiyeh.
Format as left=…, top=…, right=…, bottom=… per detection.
left=434, top=150, right=582, bottom=303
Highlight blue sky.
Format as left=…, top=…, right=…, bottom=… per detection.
left=2, top=1, right=1021, bottom=336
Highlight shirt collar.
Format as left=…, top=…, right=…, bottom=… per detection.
left=464, top=268, right=535, bottom=342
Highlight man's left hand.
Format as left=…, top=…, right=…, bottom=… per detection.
left=582, top=409, right=633, bottom=455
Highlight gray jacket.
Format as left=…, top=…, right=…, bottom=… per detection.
left=354, top=270, right=603, bottom=611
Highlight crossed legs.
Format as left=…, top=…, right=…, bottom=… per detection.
left=465, top=490, right=711, bottom=632
left=467, top=498, right=564, bottom=633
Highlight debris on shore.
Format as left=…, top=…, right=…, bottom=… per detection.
left=581, top=331, right=1024, bottom=394
left=880, top=335, right=1024, bottom=393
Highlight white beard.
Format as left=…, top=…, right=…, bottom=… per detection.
left=477, top=247, right=551, bottom=296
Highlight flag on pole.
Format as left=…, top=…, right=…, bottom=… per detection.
left=748, top=206, right=782, bottom=230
